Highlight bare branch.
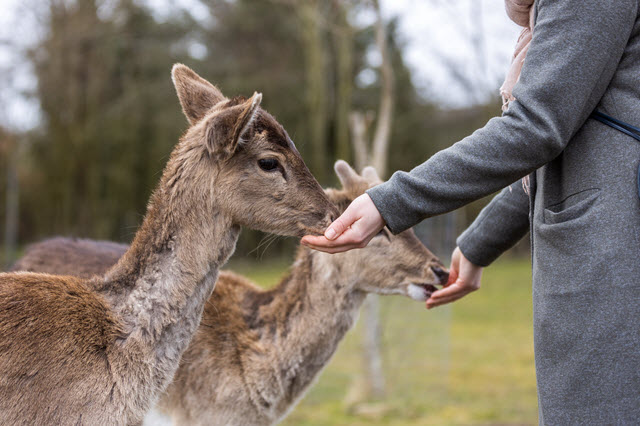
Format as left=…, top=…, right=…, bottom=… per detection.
left=349, top=111, right=370, bottom=171
left=370, top=0, right=394, bottom=177
left=297, top=0, right=329, bottom=180
left=333, top=0, right=354, bottom=163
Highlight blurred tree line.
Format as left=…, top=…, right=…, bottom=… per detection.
left=2, top=0, right=503, bottom=260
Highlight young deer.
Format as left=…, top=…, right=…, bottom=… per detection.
left=11, top=161, right=448, bottom=426
left=0, top=64, right=337, bottom=426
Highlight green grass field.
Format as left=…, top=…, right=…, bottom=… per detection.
left=230, top=257, right=537, bottom=426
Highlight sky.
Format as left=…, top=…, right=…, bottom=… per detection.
left=381, top=0, right=520, bottom=104
left=0, top=0, right=521, bottom=132
left=0, top=0, right=44, bottom=131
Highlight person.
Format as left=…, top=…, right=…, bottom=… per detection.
left=302, top=0, right=640, bottom=424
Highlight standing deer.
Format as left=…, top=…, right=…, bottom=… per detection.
left=0, top=64, right=337, bottom=426
left=11, top=161, right=448, bottom=426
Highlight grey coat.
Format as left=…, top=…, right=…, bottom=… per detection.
left=367, top=0, right=640, bottom=424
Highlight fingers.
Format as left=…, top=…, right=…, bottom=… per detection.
left=445, top=247, right=461, bottom=286
left=324, top=217, right=346, bottom=241
left=426, top=293, right=466, bottom=309
left=429, top=283, right=465, bottom=299
left=324, top=200, right=362, bottom=240
left=445, top=263, right=459, bottom=286
left=300, top=242, right=362, bottom=254
left=425, top=247, right=484, bottom=309
left=425, top=279, right=478, bottom=309
left=301, top=227, right=374, bottom=254
left=302, top=194, right=384, bottom=253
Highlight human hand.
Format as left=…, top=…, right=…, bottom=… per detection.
left=301, top=193, right=385, bottom=254
left=426, top=247, right=482, bottom=309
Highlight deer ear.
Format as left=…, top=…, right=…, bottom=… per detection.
left=172, top=63, right=225, bottom=125
left=334, top=160, right=358, bottom=189
left=205, top=92, right=262, bottom=156
left=361, top=166, right=382, bottom=184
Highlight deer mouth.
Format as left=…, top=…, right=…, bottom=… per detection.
left=297, top=224, right=326, bottom=238
left=296, top=212, right=335, bottom=237
left=407, top=283, right=439, bottom=301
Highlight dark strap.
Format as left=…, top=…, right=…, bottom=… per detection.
left=590, top=110, right=640, bottom=200
left=590, top=110, right=640, bottom=142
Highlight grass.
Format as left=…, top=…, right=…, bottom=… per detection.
left=229, top=257, right=537, bottom=426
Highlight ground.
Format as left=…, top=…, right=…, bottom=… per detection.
left=2, top=248, right=534, bottom=426
left=231, top=257, right=537, bottom=426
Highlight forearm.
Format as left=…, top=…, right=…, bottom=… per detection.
left=457, top=182, right=530, bottom=267
left=367, top=0, right=636, bottom=233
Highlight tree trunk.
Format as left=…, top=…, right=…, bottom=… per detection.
left=370, top=0, right=394, bottom=176
left=332, top=0, right=353, bottom=164
left=350, top=112, right=370, bottom=172
left=362, top=294, right=385, bottom=398
left=352, top=0, right=396, bottom=402
left=298, top=0, right=328, bottom=181
left=4, top=139, right=19, bottom=269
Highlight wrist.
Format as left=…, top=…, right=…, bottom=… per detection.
left=457, top=245, right=484, bottom=269
left=363, top=193, right=386, bottom=228
left=366, top=185, right=410, bottom=235
left=456, top=237, right=493, bottom=268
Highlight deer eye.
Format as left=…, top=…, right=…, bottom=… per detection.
left=258, top=158, right=279, bottom=172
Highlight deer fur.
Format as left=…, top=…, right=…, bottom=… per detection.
left=0, top=64, right=336, bottom=426
left=11, top=161, right=446, bottom=426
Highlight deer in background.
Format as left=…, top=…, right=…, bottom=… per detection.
left=0, top=64, right=336, bottom=426
left=11, top=161, right=447, bottom=426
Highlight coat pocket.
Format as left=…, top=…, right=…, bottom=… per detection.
left=543, top=188, right=600, bottom=225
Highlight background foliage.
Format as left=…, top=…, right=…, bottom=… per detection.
left=1, top=0, right=506, bottom=259
left=1, top=1, right=537, bottom=424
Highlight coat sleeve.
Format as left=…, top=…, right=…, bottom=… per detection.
left=366, top=0, right=638, bottom=234
left=456, top=182, right=530, bottom=267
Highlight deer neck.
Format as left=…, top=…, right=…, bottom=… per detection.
left=248, top=248, right=367, bottom=411
left=100, top=150, right=240, bottom=393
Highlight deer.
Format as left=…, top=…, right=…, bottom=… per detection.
left=0, top=64, right=338, bottom=426
left=10, top=161, right=448, bottom=426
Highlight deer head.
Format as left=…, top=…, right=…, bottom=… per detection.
left=169, top=64, right=337, bottom=237
left=324, top=160, right=449, bottom=301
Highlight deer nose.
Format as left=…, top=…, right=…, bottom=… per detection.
left=320, top=209, right=338, bottom=230
left=431, top=266, right=449, bottom=285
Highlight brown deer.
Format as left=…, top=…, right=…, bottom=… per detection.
left=11, top=161, right=447, bottom=426
left=0, top=64, right=337, bottom=426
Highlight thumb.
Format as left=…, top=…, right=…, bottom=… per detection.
left=446, top=261, right=459, bottom=286
left=325, top=202, right=360, bottom=240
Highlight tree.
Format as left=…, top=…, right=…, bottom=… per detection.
left=348, top=0, right=394, bottom=402
left=1, top=128, right=19, bottom=268
left=25, top=0, right=194, bottom=241
left=298, top=0, right=330, bottom=181
left=332, top=0, right=354, bottom=164
left=13, top=0, right=503, bottom=259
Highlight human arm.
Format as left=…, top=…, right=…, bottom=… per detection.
left=301, top=193, right=384, bottom=253
left=304, top=0, right=637, bottom=252
left=426, top=182, right=531, bottom=308
left=426, top=247, right=483, bottom=309
left=367, top=0, right=636, bottom=234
